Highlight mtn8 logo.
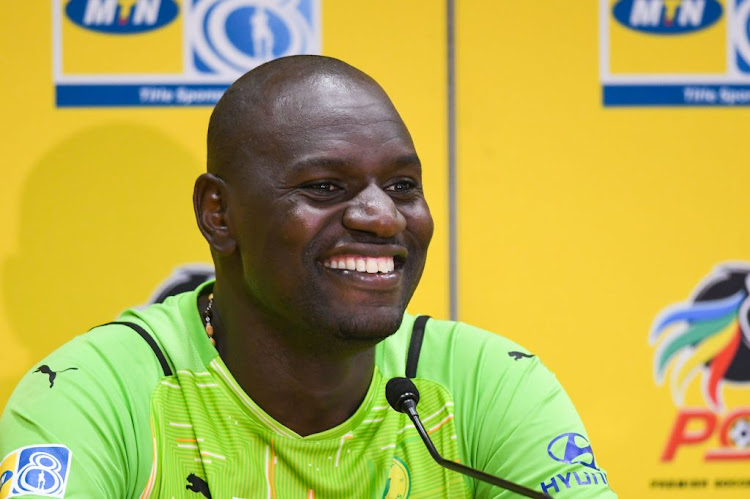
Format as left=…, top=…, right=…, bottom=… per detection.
left=187, top=0, right=319, bottom=77
left=12, top=446, right=71, bottom=497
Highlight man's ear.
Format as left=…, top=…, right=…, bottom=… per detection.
left=193, top=173, right=237, bottom=255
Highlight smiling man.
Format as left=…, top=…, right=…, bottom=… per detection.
left=1, top=56, right=615, bottom=498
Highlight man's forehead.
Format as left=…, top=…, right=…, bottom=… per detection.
left=208, top=56, right=411, bottom=178
left=238, top=75, right=410, bottom=154
left=262, top=73, right=395, bottom=124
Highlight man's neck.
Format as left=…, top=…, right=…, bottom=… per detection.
left=206, top=291, right=377, bottom=437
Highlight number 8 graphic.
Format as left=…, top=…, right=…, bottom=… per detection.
left=17, top=451, right=63, bottom=494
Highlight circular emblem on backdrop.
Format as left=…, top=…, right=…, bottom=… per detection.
left=733, top=0, right=750, bottom=72
left=547, top=433, right=598, bottom=470
left=382, top=456, right=410, bottom=499
left=189, top=0, right=316, bottom=76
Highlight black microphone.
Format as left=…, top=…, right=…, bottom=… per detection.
left=385, top=377, right=548, bottom=498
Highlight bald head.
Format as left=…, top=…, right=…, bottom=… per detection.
left=207, top=55, right=405, bottom=179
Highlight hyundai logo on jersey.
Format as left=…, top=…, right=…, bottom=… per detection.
left=53, top=0, right=320, bottom=107
left=612, top=0, right=723, bottom=34
left=547, top=433, right=599, bottom=470
left=65, top=0, right=179, bottom=34
left=539, top=433, right=609, bottom=495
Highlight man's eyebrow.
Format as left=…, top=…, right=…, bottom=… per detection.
left=291, top=153, right=421, bottom=171
left=393, top=153, right=421, bottom=169
left=291, top=156, right=351, bottom=170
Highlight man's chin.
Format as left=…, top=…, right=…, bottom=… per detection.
left=331, top=310, right=405, bottom=343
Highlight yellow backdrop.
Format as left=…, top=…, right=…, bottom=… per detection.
left=2, top=1, right=750, bottom=497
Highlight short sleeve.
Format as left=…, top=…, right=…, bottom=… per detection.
left=419, top=321, right=617, bottom=498
left=0, top=324, right=162, bottom=498
left=471, top=356, right=616, bottom=498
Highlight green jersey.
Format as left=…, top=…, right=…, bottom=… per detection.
left=1, top=282, right=615, bottom=498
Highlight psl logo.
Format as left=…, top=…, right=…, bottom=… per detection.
left=650, top=263, right=750, bottom=461
left=65, top=0, right=179, bottom=34
left=612, top=0, right=723, bottom=34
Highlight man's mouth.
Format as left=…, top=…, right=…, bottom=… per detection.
left=321, top=255, right=397, bottom=274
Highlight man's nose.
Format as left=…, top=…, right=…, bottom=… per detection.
left=343, top=184, right=407, bottom=238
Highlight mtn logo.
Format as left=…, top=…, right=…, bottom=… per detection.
left=612, top=0, right=723, bottom=34
left=65, top=0, right=179, bottom=34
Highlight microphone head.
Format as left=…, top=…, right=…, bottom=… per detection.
left=386, top=377, right=420, bottom=413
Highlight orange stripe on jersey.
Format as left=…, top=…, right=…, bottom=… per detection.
left=269, top=440, right=278, bottom=498
left=428, top=414, right=454, bottom=434
left=139, top=429, right=158, bottom=498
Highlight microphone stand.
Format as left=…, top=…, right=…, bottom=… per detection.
left=386, top=377, right=548, bottom=499
left=401, top=399, right=548, bottom=498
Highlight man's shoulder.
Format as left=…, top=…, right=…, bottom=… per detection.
left=424, top=317, right=530, bottom=352
left=6, top=286, right=206, bottom=406
left=113, top=284, right=214, bottom=371
left=379, top=314, right=539, bottom=383
left=7, top=321, right=167, bottom=400
left=0, top=317, right=172, bottom=498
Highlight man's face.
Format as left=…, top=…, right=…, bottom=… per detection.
left=225, top=77, right=433, bottom=344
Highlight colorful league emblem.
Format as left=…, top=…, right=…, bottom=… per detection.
left=650, top=263, right=750, bottom=412
left=651, top=263, right=750, bottom=461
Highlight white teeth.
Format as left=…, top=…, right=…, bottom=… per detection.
left=377, top=258, right=389, bottom=273
left=323, top=256, right=396, bottom=274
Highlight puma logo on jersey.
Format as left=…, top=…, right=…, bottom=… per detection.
left=186, top=473, right=211, bottom=498
left=33, top=365, right=78, bottom=388
left=508, top=351, right=535, bottom=361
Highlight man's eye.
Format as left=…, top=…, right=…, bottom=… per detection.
left=303, top=182, right=340, bottom=194
left=302, top=182, right=341, bottom=197
left=386, top=180, right=418, bottom=193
